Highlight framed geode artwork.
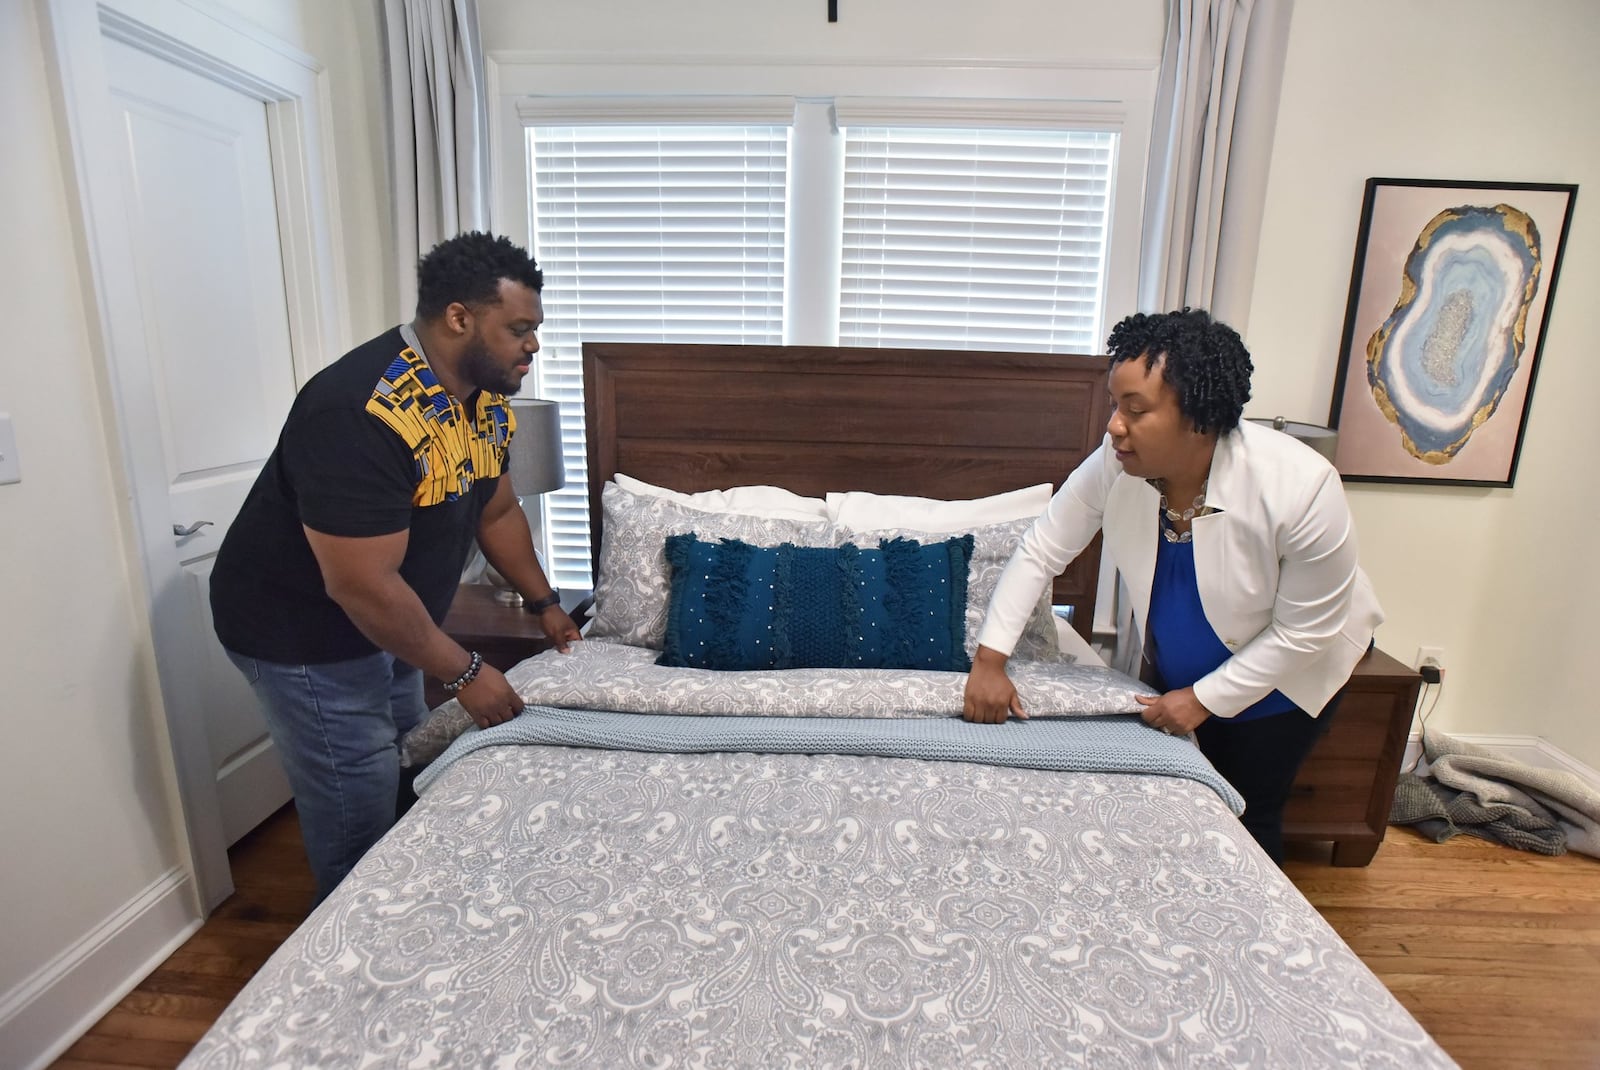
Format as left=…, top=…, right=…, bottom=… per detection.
left=1328, top=177, right=1577, bottom=486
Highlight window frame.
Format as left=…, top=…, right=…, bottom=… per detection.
left=490, top=54, right=1154, bottom=336
left=487, top=54, right=1156, bottom=629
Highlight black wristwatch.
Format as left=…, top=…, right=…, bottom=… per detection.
left=525, top=591, right=561, bottom=613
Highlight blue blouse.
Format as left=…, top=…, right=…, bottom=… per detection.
left=1147, top=533, right=1299, bottom=722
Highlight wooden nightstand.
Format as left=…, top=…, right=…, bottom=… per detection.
left=1282, top=646, right=1421, bottom=865
left=423, top=584, right=591, bottom=708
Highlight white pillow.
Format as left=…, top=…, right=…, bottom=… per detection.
left=588, top=483, right=836, bottom=648
left=614, top=472, right=828, bottom=521
left=1054, top=613, right=1105, bottom=667
left=827, top=483, right=1053, bottom=532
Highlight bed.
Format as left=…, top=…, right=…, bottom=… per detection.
left=182, top=344, right=1454, bottom=1068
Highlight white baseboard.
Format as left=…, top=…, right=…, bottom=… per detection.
left=0, top=866, right=201, bottom=1070
left=1401, top=732, right=1600, bottom=790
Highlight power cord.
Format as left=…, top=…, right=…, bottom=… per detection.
left=1403, top=676, right=1445, bottom=775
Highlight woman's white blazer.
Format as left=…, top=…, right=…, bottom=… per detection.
left=977, top=420, right=1384, bottom=718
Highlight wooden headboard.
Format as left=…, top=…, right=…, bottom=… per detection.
left=583, top=343, right=1111, bottom=640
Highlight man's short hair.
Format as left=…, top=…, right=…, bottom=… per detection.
left=415, top=231, right=544, bottom=320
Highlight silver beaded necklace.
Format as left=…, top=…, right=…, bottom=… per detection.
left=1153, top=479, right=1212, bottom=543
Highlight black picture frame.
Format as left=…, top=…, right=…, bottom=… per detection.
left=1327, top=177, right=1577, bottom=487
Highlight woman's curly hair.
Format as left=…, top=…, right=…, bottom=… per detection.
left=415, top=231, right=544, bottom=320
left=1105, top=308, right=1253, bottom=434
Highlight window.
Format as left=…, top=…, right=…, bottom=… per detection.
left=528, top=125, right=789, bottom=586
left=522, top=107, right=1125, bottom=591
left=841, top=127, right=1114, bottom=352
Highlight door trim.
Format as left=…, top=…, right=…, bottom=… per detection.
left=42, top=0, right=349, bottom=911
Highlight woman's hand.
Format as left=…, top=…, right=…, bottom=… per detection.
left=1135, top=686, right=1212, bottom=735
left=962, top=646, right=1028, bottom=724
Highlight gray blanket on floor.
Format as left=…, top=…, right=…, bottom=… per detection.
left=1389, top=728, right=1600, bottom=857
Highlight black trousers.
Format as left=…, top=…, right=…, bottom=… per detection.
left=1193, top=693, right=1341, bottom=865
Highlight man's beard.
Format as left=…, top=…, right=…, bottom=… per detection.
left=459, top=333, right=523, bottom=396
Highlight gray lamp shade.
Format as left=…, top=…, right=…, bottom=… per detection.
left=506, top=398, right=566, bottom=495
left=1246, top=416, right=1338, bottom=464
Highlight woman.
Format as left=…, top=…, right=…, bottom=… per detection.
left=963, top=308, right=1382, bottom=864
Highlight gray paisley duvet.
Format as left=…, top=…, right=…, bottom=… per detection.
left=184, top=649, right=1454, bottom=1069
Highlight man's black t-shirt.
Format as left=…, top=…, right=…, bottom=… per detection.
left=211, top=327, right=516, bottom=664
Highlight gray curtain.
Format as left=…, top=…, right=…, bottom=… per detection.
left=382, top=0, right=491, bottom=318
left=1106, top=0, right=1294, bottom=656
left=1138, top=0, right=1294, bottom=332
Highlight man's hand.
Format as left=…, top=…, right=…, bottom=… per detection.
left=1134, top=686, right=1212, bottom=736
left=456, top=664, right=525, bottom=729
left=538, top=606, right=582, bottom=653
left=962, top=646, right=1027, bottom=724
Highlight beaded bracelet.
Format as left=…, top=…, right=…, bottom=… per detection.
left=441, top=650, right=484, bottom=694
left=525, top=591, right=562, bottom=613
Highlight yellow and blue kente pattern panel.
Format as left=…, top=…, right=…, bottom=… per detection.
left=364, top=347, right=516, bottom=507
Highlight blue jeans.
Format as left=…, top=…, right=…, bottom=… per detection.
left=225, top=650, right=428, bottom=904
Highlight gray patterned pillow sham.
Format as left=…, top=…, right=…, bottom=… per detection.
left=837, top=517, right=1063, bottom=663
left=401, top=640, right=1154, bottom=768
left=587, top=483, right=837, bottom=649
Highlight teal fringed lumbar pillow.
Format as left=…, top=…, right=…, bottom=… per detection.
left=658, top=533, right=975, bottom=671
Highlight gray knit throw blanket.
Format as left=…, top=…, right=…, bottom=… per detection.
left=1390, top=771, right=1566, bottom=855
left=1390, top=728, right=1600, bottom=857
left=415, top=705, right=1245, bottom=814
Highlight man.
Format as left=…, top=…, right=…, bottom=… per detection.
left=211, top=231, right=580, bottom=903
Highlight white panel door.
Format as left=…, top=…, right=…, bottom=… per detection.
left=106, top=37, right=297, bottom=846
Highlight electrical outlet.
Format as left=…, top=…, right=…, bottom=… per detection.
left=1415, top=646, right=1445, bottom=671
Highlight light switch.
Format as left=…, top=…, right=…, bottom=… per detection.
left=0, top=413, right=20, bottom=485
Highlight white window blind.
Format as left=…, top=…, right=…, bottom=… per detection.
left=527, top=124, right=788, bottom=589
left=840, top=127, right=1116, bottom=352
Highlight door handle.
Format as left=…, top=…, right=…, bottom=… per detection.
left=173, top=520, right=214, bottom=538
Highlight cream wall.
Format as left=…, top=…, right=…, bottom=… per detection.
left=0, top=0, right=188, bottom=1003
left=479, top=0, right=1162, bottom=61
left=0, top=1, right=388, bottom=1063
left=1247, top=0, right=1600, bottom=766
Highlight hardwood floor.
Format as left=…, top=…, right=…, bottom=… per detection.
left=51, top=807, right=1600, bottom=1069
left=50, top=805, right=314, bottom=1070
left=1284, top=832, right=1600, bottom=1069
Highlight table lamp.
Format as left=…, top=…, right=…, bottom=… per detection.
left=1246, top=415, right=1338, bottom=464
left=489, top=397, right=566, bottom=606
